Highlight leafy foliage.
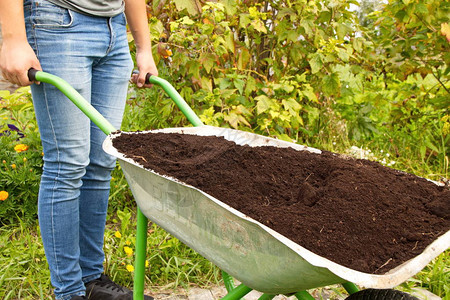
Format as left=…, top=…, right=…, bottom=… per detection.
left=0, top=88, right=42, bottom=225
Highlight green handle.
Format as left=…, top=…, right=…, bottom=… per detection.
left=146, top=74, right=204, bottom=127
left=29, top=69, right=117, bottom=135
left=28, top=69, right=205, bottom=134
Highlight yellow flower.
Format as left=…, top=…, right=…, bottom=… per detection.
left=14, top=144, right=29, bottom=153
left=0, top=191, right=8, bottom=201
left=11, top=164, right=16, bottom=169
left=126, top=264, right=134, bottom=272
left=23, top=157, right=27, bottom=163
left=114, top=231, right=122, bottom=238
left=125, top=240, right=131, bottom=246
left=145, top=260, right=149, bottom=268
left=124, top=246, right=133, bottom=257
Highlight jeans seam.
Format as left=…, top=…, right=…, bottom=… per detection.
left=42, top=81, right=64, bottom=287
left=32, top=0, right=74, bottom=29
left=105, top=17, right=116, bottom=55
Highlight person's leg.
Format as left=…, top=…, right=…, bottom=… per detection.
left=26, top=2, right=91, bottom=298
left=78, top=12, right=133, bottom=282
left=24, top=1, right=130, bottom=298
left=78, top=13, right=155, bottom=300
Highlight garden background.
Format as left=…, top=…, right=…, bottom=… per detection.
left=0, top=0, right=449, bottom=299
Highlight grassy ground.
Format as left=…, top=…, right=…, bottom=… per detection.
left=0, top=197, right=448, bottom=299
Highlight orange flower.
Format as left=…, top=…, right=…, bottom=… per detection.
left=14, top=144, right=29, bottom=153
left=0, top=191, right=9, bottom=201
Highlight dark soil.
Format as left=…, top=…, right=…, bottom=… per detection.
left=112, top=132, right=450, bottom=274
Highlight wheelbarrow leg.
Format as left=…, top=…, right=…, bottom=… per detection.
left=222, top=271, right=237, bottom=292
left=133, top=208, right=148, bottom=300
left=221, top=283, right=253, bottom=300
left=342, top=282, right=359, bottom=295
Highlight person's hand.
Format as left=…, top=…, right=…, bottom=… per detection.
left=0, top=39, right=41, bottom=86
left=131, top=49, right=158, bottom=88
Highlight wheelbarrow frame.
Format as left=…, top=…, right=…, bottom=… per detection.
left=29, top=69, right=444, bottom=300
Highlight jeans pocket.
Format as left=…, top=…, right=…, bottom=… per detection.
left=30, top=0, right=73, bottom=28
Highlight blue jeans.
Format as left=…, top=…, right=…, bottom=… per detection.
left=24, top=0, right=134, bottom=299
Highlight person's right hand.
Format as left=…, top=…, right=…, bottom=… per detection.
left=0, top=39, right=41, bottom=86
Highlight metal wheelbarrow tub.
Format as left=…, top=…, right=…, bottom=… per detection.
left=103, top=125, right=450, bottom=295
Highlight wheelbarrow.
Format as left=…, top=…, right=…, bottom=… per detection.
left=28, top=69, right=450, bottom=300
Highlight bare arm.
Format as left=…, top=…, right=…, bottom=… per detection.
left=0, top=0, right=41, bottom=86
left=125, top=0, right=158, bottom=88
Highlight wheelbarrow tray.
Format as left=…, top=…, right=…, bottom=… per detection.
left=103, top=125, right=450, bottom=295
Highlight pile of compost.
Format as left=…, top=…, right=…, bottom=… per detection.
left=112, top=132, right=449, bottom=274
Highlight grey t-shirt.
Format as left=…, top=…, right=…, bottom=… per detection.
left=47, top=0, right=125, bottom=17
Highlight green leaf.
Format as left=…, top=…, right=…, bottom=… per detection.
left=239, top=13, right=252, bottom=29
left=218, top=77, right=232, bottom=90
left=233, top=79, right=245, bottom=95
left=251, top=19, right=267, bottom=33
left=200, top=53, right=216, bottom=74
left=300, top=84, right=318, bottom=103
left=179, top=16, right=195, bottom=26
left=300, top=19, right=314, bottom=37
left=173, top=0, right=201, bottom=15
left=282, top=98, right=302, bottom=115
left=0, top=90, right=11, bottom=99
left=309, top=53, right=324, bottom=74
left=224, top=31, right=235, bottom=54
left=238, top=48, right=251, bottom=70
left=321, top=73, right=341, bottom=97
left=219, top=0, right=237, bottom=15
left=414, top=3, right=428, bottom=15
left=201, top=77, right=213, bottom=92
left=273, top=83, right=294, bottom=93
left=338, top=48, right=350, bottom=62
left=255, top=95, right=273, bottom=114
left=244, top=75, right=256, bottom=97
left=336, top=23, right=353, bottom=41
left=224, top=111, right=250, bottom=129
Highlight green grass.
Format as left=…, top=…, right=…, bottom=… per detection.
left=0, top=207, right=221, bottom=299
left=0, top=221, right=52, bottom=299
left=0, top=200, right=448, bottom=299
